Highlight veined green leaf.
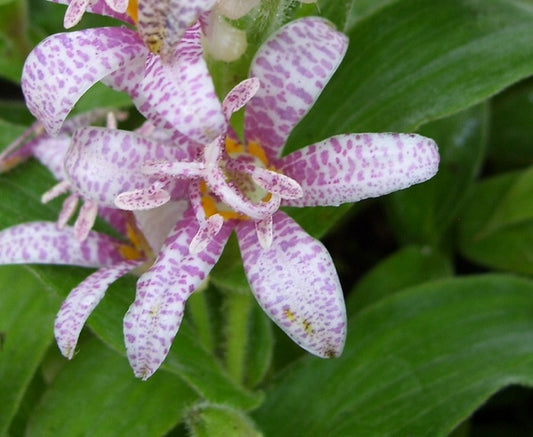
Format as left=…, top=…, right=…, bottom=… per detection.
left=458, top=169, right=533, bottom=275
left=0, top=266, right=59, bottom=435
left=347, top=245, right=453, bottom=315
left=253, top=275, right=533, bottom=436
left=25, top=337, right=197, bottom=437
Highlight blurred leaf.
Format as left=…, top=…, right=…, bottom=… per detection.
left=346, top=245, right=453, bottom=315
left=289, top=0, right=533, bottom=149
left=487, top=78, right=533, bottom=171
left=185, top=403, right=262, bottom=437
left=386, top=103, right=488, bottom=245
left=0, top=0, right=31, bottom=83
left=25, top=337, right=197, bottom=437
left=458, top=169, right=533, bottom=275
left=253, top=275, right=533, bottom=436
left=73, top=82, right=134, bottom=115
left=244, top=303, right=273, bottom=388
left=0, top=266, right=59, bottom=435
left=0, top=101, right=33, bottom=126
left=283, top=204, right=355, bottom=239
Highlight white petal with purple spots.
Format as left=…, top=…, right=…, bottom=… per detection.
left=279, top=133, right=440, bottom=207
left=236, top=212, right=346, bottom=358
left=22, top=27, right=147, bottom=135
left=54, top=259, right=143, bottom=358
left=245, top=17, right=348, bottom=160
left=65, top=127, right=191, bottom=206
left=124, top=208, right=232, bottom=379
left=0, top=222, right=124, bottom=267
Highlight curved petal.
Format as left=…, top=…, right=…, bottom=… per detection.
left=65, top=127, right=190, bottom=206
left=31, top=135, right=71, bottom=179
left=0, top=222, right=125, bottom=267
left=22, top=27, right=146, bottom=135
left=245, top=17, right=348, bottom=160
left=137, top=0, right=216, bottom=61
left=48, top=0, right=134, bottom=24
left=222, top=78, right=260, bottom=120
left=54, top=259, right=143, bottom=358
left=133, top=25, right=225, bottom=143
left=123, top=207, right=232, bottom=379
left=134, top=200, right=189, bottom=253
left=236, top=211, right=346, bottom=358
left=280, top=133, right=440, bottom=207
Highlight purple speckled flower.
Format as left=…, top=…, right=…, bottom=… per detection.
left=0, top=220, right=143, bottom=358
left=64, top=17, right=440, bottom=379
left=48, top=0, right=132, bottom=28
left=22, top=9, right=223, bottom=144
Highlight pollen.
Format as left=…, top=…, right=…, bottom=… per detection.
left=283, top=308, right=296, bottom=322
left=302, top=319, right=313, bottom=335
left=146, top=34, right=163, bottom=54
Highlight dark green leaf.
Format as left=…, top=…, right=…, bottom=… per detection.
left=346, top=245, right=453, bottom=315
left=0, top=266, right=59, bottom=435
left=458, top=169, right=533, bottom=275
left=185, top=403, right=262, bottom=437
left=26, top=337, right=197, bottom=437
left=253, top=275, right=533, bottom=436
left=487, top=78, right=533, bottom=172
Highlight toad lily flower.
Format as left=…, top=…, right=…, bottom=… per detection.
left=64, top=17, right=440, bottom=379
left=0, top=111, right=132, bottom=241
left=0, top=220, right=145, bottom=359
left=22, top=6, right=223, bottom=144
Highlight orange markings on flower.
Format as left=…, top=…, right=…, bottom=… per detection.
left=126, top=0, right=138, bottom=23
left=224, top=137, right=269, bottom=167
left=248, top=141, right=268, bottom=166
left=118, top=217, right=153, bottom=261
left=224, top=136, right=245, bottom=155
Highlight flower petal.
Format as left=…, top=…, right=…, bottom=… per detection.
left=0, top=222, right=125, bottom=267
left=49, top=0, right=133, bottom=23
left=280, top=133, right=440, bottom=207
left=65, top=127, right=190, bottom=206
left=123, top=208, right=232, bottom=379
left=133, top=24, right=225, bottom=143
left=22, top=27, right=146, bottom=135
left=137, top=0, right=216, bottom=61
left=54, top=259, right=143, bottom=359
left=245, top=17, right=348, bottom=159
left=134, top=200, right=189, bottom=253
left=222, top=77, right=260, bottom=120
left=236, top=211, right=346, bottom=358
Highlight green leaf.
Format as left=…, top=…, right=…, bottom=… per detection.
left=185, top=403, right=262, bottom=437
left=487, top=78, right=533, bottom=171
left=25, top=337, right=197, bottom=437
left=0, top=0, right=31, bottom=83
left=0, top=266, right=59, bottom=435
left=253, top=275, right=533, bottom=436
left=458, top=169, right=533, bottom=275
left=385, top=103, right=488, bottom=245
left=346, top=245, right=453, bottom=315
left=288, top=0, right=533, bottom=149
